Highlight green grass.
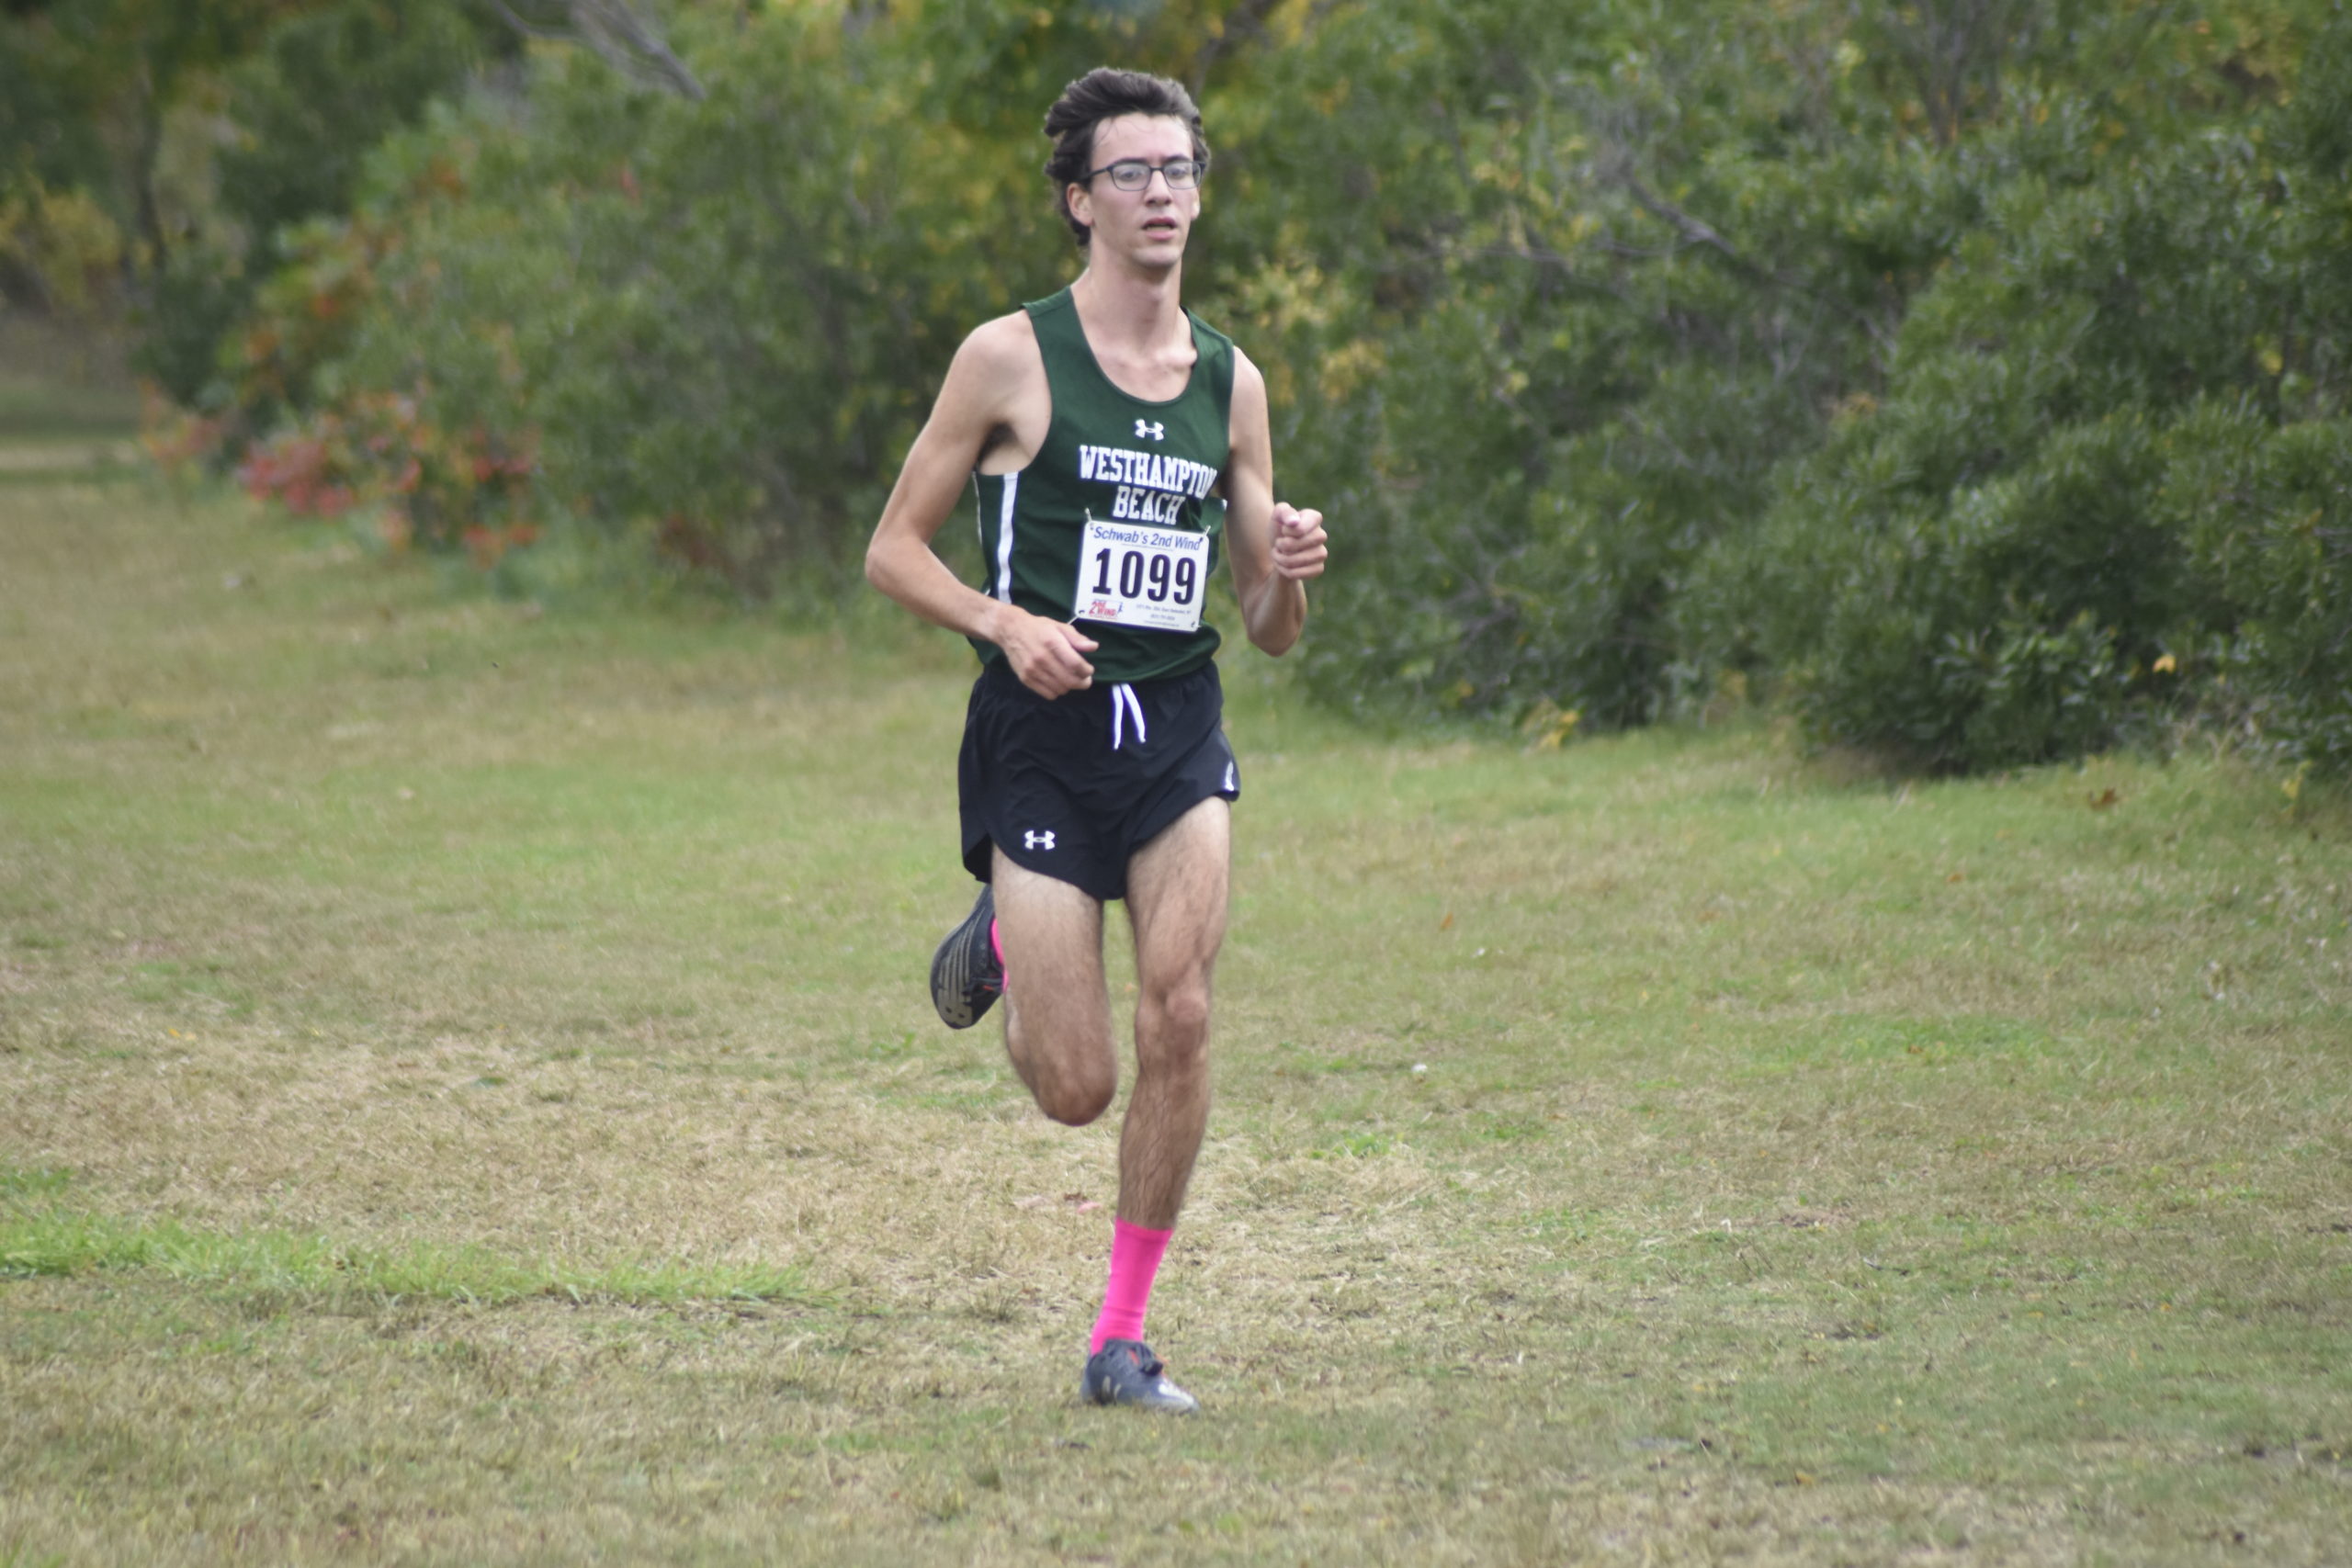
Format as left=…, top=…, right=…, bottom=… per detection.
left=0, top=376, right=137, bottom=445
left=2, top=455, right=2348, bottom=1563
left=0, top=313, right=141, bottom=460
left=1, top=1173, right=814, bottom=1306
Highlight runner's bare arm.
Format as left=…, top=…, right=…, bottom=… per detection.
left=865, top=315, right=1100, bottom=697
left=1222, top=349, right=1327, bottom=657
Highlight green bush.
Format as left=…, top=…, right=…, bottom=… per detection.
left=1718, top=6, right=2352, bottom=773
left=130, top=0, right=498, bottom=409
left=1227, top=0, right=2298, bottom=736
left=320, top=19, right=1027, bottom=591
left=1752, top=412, right=2171, bottom=771
left=1228, top=0, right=1900, bottom=728
left=311, top=0, right=1268, bottom=592
left=2161, top=408, right=2352, bottom=772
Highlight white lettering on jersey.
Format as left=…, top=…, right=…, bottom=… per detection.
left=1076, top=445, right=1218, bottom=501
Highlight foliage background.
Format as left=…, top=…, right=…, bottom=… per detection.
left=3, top=0, right=2346, bottom=774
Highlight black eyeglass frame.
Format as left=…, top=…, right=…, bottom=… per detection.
left=1080, top=157, right=1208, bottom=192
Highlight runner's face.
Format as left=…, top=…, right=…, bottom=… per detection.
left=1068, top=114, right=1200, bottom=268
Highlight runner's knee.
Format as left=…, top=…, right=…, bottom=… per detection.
left=1017, top=1012, right=1116, bottom=1124
left=1138, top=975, right=1212, bottom=1052
left=1035, top=1057, right=1116, bottom=1126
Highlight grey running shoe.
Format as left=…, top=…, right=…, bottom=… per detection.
left=929, top=886, right=1002, bottom=1030
left=1080, top=1339, right=1200, bottom=1414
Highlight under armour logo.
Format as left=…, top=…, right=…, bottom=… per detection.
left=1024, top=829, right=1057, bottom=852
left=1135, top=420, right=1165, bottom=441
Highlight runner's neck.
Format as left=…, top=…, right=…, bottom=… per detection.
left=1069, top=267, right=1194, bottom=401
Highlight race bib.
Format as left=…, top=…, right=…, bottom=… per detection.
left=1074, top=516, right=1209, bottom=633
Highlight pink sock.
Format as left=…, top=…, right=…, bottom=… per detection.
left=1091, top=1218, right=1173, bottom=1353
left=989, top=918, right=1007, bottom=995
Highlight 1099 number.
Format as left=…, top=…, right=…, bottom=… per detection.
left=1088, top=546, right=1198, bottom=605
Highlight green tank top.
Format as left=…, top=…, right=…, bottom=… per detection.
left=968, top=288, right=1236, bottom=684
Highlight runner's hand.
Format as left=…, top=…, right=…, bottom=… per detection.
left=999, top=607, right=1098, bottom=698
left=1271, top=503, right=1328, bottom=582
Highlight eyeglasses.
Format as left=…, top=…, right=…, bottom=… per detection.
left=1083, top=157, right=1206, bottom=192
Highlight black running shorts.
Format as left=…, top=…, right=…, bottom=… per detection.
left=958, top=660, right=1240, bottom=902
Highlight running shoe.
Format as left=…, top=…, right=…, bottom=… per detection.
left=1080, top=1339, right=1200, bottom=1414
left=929, top=885, right=1002, bottom=1030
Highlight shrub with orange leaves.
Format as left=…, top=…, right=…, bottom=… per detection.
left=227, top=216, right=394, bottom=430
left=234, top=427, right=355, bottom=518
left=233, top=387, right=540, bottom=565
left=140, top=384, right=231, bottom=479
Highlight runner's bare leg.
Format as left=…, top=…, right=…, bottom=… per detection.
left=1117, top=797, right=1228, bottom=1230
left=993, top=850, right=1116, bottom=1125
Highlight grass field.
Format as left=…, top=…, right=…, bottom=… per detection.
left=0, top=316, right=142, bottom=469
left=3, top=414, right=2348, bottom=1563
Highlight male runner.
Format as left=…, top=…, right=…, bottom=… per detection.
left=864, top=67, right=1328, bottom=1414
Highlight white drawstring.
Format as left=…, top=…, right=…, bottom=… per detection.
left=1110, top=682, right=1148, bottom=750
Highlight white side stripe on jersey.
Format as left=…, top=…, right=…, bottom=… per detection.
left=994, top=472, right=1020, bottom=603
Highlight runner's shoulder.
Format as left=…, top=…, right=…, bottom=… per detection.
left=932, top=310, right=1046, bottom=434
left=953, top=310, right=1045, bottom=383
left=1227, top=343, right=1270, bottom=441
left=1228, top=341, right=1266, bottom=399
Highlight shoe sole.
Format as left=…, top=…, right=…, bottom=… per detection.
left=1081, top=1382, right=1199, bottom=1414
left=929, top=889, right=998, bottom=1030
